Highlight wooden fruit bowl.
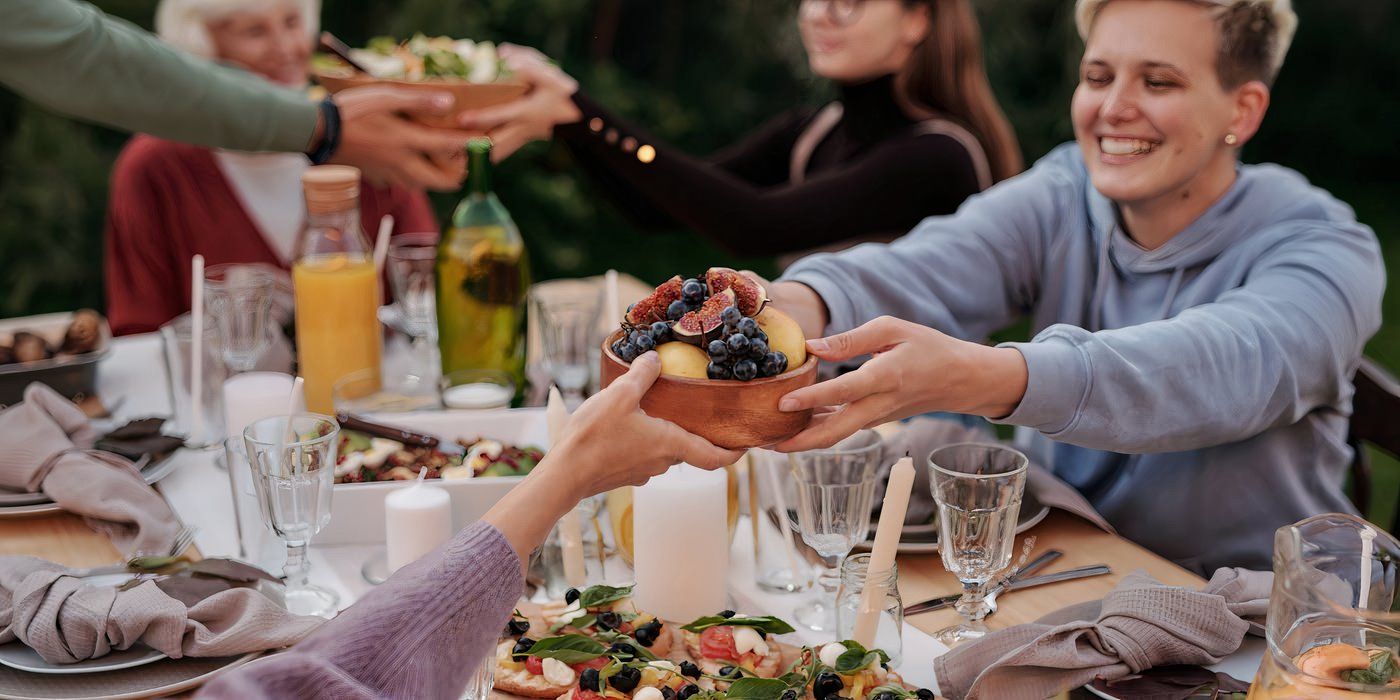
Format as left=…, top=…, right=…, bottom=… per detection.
left=600, top=331, right=818, bottom=450
left=314, top=71, right=528, bottom=129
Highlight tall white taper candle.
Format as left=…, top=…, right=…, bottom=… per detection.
left=190, top=255, right=206, bottom=443
left=853, top=456, right=915, bottom=646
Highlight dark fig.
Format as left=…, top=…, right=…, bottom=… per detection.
left=627, top=276, right=684, bottom=325
left=705, top=267, right=768, bottom=317
left=673, top=288, right=735, bottom=345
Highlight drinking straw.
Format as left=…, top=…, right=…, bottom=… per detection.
left=373, top=214, right=394, bottom=275
left=1359, top=525, right=1376, bottom=645
left=275, top=377, right=305, bottom=475
left=854, top=456, right=915, bottom=647
left=190, top=255, right=205, bottom=444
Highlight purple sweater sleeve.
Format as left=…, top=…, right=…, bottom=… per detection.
left=198, top=521, right=523, bottom=699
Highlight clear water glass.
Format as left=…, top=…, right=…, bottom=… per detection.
left=244, top=414, right=341, bottom=618
left=159, top=312, right=226, bottom=448
left=789, top=429, right=883, bottom=632
left=929, top=442, right=1028, bottom=645
left=460, top=653, right=494, bottom=700
left=836, top=553, right=904, bottom=666
left=387, top=233, right=440, bottom=382
left=204, top=263, right=277, bottom=374
left=748, top=449, right=813, bottom=594
left=531, top=288, right=600, bottom=403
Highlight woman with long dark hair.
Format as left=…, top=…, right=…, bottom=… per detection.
left=462, top=0, right=1021, bottom=261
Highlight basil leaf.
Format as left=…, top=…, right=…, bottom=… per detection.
left=528, top=634, right=608, bottom=663
left=834, top=648, right=879, bottom=673
left=839, top=640, right=867, bottom=654
left=867, top=685, right=916, bottom=699
left=580, top=584, right=635, bottom=609
left=681, top=615, right=797, bottom=635
left=724, top=678, right=791, bottom=700
left=1370, top=649, right=1397, bottom=681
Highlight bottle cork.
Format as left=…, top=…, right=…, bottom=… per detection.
left=301, top=165, right=360, bottom=214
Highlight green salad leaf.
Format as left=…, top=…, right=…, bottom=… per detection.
left=681, top=614, right=796, bottom=635
left=579, top=584, right=634, bottom=609
left=723, top=678, right=791, bottom=700
left=526, top=634, right=607, bottom=664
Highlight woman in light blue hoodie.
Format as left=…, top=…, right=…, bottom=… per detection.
left=767, top=0, right=1385, bottom=573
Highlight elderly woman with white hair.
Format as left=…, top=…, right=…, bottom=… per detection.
left=766, top=0, right=1384, bottom=574
left=103, top=0, right=437, bottom=336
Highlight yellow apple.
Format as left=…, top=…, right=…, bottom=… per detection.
left=755, top=307, right=806, bottom=368
left=655, top=341, right=710, bottom=379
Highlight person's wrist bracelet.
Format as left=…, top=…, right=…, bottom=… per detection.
left=306, top=97, right=342, bottom=165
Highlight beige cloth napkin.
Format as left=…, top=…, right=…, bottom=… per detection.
left=932, top=567, right=1272, bottom=700
left=876, top=416, right=1115, bottom=533
left=0, top=383, right=180, bottom=557
left=0, top=556, right=322, bottom=664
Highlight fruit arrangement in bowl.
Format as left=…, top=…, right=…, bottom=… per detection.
left=600, top=268, right=817, bottom=450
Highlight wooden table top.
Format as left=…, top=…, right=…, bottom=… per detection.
left=896, top=510, right=1204, bottom=634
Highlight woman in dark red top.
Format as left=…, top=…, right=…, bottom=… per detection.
left=103, top=0, right=436, bottom=336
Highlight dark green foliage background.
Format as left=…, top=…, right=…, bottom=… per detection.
left=0, top=1, right=1395, bottom=517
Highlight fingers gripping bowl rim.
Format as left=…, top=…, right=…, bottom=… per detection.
left=600, top=331, right=818, bottom=450
left=313, top=72, right=528, bottom=130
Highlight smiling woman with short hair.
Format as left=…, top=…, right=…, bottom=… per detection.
left=765, top=0, right=1384, bottom=573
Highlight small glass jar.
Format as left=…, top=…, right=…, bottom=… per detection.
left=835, top=553, right=904, bottom=666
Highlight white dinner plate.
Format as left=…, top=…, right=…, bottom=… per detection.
left=1084, top=635, right=1266, bottom=699
left=0, top=573, right=167, bottom=675
left=855, top=490, right=1050, bottom=554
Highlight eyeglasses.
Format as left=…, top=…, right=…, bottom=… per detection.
left=799, top=0, right=866, bottom=27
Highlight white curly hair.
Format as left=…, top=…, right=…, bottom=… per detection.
left=1074, top=0, right=1298, bottom=86
left=155, top=0, right=321, bottom=59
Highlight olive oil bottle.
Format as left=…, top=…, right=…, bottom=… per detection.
left=436, top=139, right=530, bottom=394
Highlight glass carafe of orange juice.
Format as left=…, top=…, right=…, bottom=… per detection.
left=293, top=165, right=381, bottom=413
left=1248, top=513, right=1399, bottom=699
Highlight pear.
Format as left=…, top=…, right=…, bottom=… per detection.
left=755, top=307, right=806, bottom=368
left=655, top=341, right=710, bottom=379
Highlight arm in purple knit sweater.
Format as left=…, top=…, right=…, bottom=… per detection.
left=197, top=520, right=521, bottom=699
left=196, top=353, right=742, bottom=699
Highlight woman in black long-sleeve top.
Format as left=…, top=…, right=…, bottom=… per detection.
left=464, top=0, right=1023, bottom=261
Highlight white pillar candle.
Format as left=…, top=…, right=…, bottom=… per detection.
left=222, top=372, right=296, bottom=439
left=633, top=464, right=729, bottom=622
left=384, top=479, right=454, bottom=572
left=854, top=456, right=915, bottom=647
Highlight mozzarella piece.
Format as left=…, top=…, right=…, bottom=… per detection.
left=633, top=687, right=664, bottom=700
left=650, top=660, right=679, bottom=674
left=819, top=642, right=846, bottom=668
left=732, top=627, right=769, bottom=657
left=362, top=438, right=402, bottom=468
left=333, top=452, right=364, bottom=477
left=557, top=600, right=588, bottom=625
left=542, top=658, right=576, bottom=686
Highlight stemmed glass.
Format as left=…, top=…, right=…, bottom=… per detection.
left=531, top=286, right=600, bottom=406
left=204, top=263, right=276, bottom=374
left=929, top=442, right=1028, bottom=645
left=243, top=413, right=341, bottom=619
left=386, top=233, right=439, bottom=382
left=788, top=429, right=884, bottom=632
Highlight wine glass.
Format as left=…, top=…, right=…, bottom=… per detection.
left=243, top=413, right=341, bottom=618
left=204, top=263, right=276, bottom=374
left=531, top=286, right=600, bottom=406
left=788, top=429, right=884, bottom=632
left=386, top=233, right=440, bottom=382
left=928, top=442, right=1028, bottom=645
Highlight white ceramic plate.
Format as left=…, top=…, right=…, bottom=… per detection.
left=855, top=490, right=1050, bottom=554
left=1084, top=635, right=1266, bottom=699
left=0, top=573, right=166, bottom=675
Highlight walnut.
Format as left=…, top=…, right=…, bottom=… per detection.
left=60, top=309, right=103, bottom=354
left=11, top=332, right=51, bottom=363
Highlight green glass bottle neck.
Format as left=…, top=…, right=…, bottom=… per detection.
left=466, top=148, right=492, bottom=195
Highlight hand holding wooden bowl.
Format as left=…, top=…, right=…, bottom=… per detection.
left=314, top=71, right=528, bottom=130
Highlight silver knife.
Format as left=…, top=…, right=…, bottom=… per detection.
left=906, top=564, right=1112, bottom=616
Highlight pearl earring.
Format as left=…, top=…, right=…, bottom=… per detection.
left=1224, top=133, right=1238, bottom=145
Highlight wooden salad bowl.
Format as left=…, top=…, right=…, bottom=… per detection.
left=314, top=71, right=528, bottom=129
left=600, top=331, right=818, bottom=450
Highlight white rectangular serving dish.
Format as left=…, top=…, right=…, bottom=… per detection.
left=316, top=407, right=549, bottom=545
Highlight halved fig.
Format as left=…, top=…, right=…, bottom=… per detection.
left=626, top=276, right=684, bottom=326
left=674, top=288, right=735, bottom=345
left=705, top=267, right=767, bottom=317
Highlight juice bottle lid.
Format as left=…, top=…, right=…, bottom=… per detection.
left=302, top=165, right=360, bottom=213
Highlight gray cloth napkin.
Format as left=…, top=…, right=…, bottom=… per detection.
left=0, top=555, right=323, bottom=664
left=933, top=567, right=1272, bottom=700
left=877, top=416, right=1115, bottom=533
left=0, top=382, right=180, bottom=557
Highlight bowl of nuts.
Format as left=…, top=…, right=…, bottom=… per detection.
left=0, top=309, right=111, bottom=406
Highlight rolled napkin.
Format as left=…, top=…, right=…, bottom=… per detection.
left=933, top=567, right=1272, bottom=700
left=877, top=416, right=1115, bottom=533
left=0, top=555, right=323, bottom=664
left=0, top=383, right=180, bottom=556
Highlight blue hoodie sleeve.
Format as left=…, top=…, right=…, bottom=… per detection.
left=998, top=221, right=1384, bottom=452
left=781, top=147, right=1078, bottom=341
